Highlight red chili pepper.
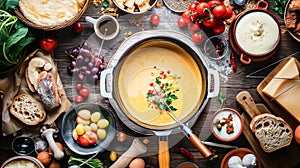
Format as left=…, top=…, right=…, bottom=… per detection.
left=231, top=53, right=237, bottom=72
left=179, top=147, right=195, bottom=160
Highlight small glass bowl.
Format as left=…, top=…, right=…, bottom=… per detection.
left=204, top=35, right=229, bottom=60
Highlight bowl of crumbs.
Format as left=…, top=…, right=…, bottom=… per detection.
left=210, top=108, right=244, bottom=142
left=113, top=0, right=158, bottom=14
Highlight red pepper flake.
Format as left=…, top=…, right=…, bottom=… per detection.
left=179, top=147, right=195, bottom=160
left=231, top=53, right=237, bottom=72
left=149, top=82, right=154, bottom=86
left=167, top=70, right=171, bottom=74
left=160, top=70, right=164, bottom=75
left=160, top=83, right=165, bottom=89
left=163, top=74, right=167, bottom=79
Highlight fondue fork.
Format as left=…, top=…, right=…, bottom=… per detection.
left=152, top=87, right=217, bottom=160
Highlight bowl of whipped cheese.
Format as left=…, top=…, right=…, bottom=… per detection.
left=229, top=0, right=281, bottom=64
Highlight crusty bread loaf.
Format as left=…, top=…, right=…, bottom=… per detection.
left=250, top=113, right=293, bottom=153
left=37, top=71, right=61, bottom=109
left=9, top=94, right=46, bottom=125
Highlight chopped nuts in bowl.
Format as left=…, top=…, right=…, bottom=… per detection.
left=210, top=108, right=244, bottom=142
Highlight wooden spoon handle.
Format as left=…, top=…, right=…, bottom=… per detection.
left=109, top=138, right=147, bottom=168
left=236, top=91, right=261, bottom=118
left=158, top=136, right=170, bottom=168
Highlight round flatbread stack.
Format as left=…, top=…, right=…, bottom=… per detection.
left=18, top=0, right=86, bottom=27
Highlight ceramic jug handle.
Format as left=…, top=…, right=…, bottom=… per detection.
left=85, top=16, right=97, bottom=24
left=240, top=53, right=251, bottom=65
left=256, top=0, right=268, bottom=10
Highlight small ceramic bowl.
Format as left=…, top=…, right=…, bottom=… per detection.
left=61, top=103, right=116, bottom=155
left=1, top=156, right=44, bottom=168
left=210, top=108, right=244, bottom=142
left=12, top=136, right=35, bottom=156
left=176, top=162, right=199, bottom=168
left=204, top=35, right=229, bottom=61
left=220, top=148, right=261, bottom=168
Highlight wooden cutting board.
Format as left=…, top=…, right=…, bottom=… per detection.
left=237, top=91, right=300, bottom=168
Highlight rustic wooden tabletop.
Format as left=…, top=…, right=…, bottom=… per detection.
left=1, top=0, right=300, bottom=167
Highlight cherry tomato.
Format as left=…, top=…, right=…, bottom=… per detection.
left=73, top=22, right=83, bottom=33
left=182, top=10, right=192, bottom=23
left=196, top=2, right=210, bottom=17
left=191, top=32, right=205, bottom=44
left=188, top=2, right=199, bottom=12
left=202, top=18, right=217, bottom=28
left=177, top=17, right=187, bottom=28
left=212, top=5, right=227, bottom=18
left=79, top=88, right=90, bottom=97
left=75, top=83, right=83, bottom=91
left=188, top=22, right=201, bottom=32
left=75, top=95, right=84, bottom=103
left=212, top=22, right=225, bottom=34
left=40, top=37, right=57, bottom=52
left=151, top=14, right=160, bottom=26
left=208, top=0, right=224, bottom=8
left=224, top=7, right=233, bottom=19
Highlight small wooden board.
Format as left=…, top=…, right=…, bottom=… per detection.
left=240, top=102, right=300, bottom=168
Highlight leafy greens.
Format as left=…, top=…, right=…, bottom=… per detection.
left=0, top=0, right=35, bottom=67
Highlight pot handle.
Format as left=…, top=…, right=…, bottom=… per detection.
left=240, top=53, right=252, bottom=65
left=158, top=136, right=170, bottom=168
left=208, top=69, right=220, bottom=98
left=100, top=68, right=113, bottom=99
left=256, top=0, right=268, bottom=10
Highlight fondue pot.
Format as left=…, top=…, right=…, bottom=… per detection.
left=100, top=30, right=219, bottom=167
left=229, top=0, right=281, bottom=64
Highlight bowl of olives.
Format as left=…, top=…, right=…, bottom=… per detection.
left=61, top=103, right=116, bottom=155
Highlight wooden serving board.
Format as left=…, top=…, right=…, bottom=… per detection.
left=237, top=91, right=300, bottom=168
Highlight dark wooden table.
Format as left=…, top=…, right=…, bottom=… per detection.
left=1, top=0, right=300, bottom=167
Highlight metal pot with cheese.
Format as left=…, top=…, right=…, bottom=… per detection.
left=231, top=0, right=281, bottom=64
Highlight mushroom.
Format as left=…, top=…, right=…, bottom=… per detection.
left=40, top=124, right=64, bottom=160
left=228, top=156, right=246, bottom=168
left=242, top=154, right=257, bottom=168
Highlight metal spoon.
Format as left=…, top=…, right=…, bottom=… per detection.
left=98, top=28, right=107, bottom=56
left=68, top=152, right=99, bottom=168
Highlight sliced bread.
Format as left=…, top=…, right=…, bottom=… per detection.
left=250, top=113, right=293, bottom=153
left=9, top=94, right=46, bottom=125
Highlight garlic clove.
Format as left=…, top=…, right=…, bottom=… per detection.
left=242, top=153, right=257, bottom=168
left=228, top=155, right=246, bottom=168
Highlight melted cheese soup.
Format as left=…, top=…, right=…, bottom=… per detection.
left=235, top=11, right=279, bottom=55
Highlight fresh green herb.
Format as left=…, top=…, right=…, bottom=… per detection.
left=147, top=69, right=180, bottom=111
left=218, top=92, right=226, bottom=109
left=0, top=0, right=35, bottom=67
left=273, top=0, right=288, bottom=16
left=68, top=156, right=104, bottom=168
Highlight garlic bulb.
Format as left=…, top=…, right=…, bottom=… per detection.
left=228, top=156, right=246, bottom=168
left=242, top=154, right=257, bottom=168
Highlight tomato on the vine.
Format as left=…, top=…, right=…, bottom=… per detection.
left=40, top=37, right=57, bottom=52
left=196, top=2, right=210, bottom=17
left=208, top=0, right=224, bottom=8
left=191, top=32, right=205, bottom=44
left=182, top=10, right=192, bottom=23
left=177, top=17, right=187, bottom=28
left=202, top=18, right=217, bottom=28
left=224, top=7, right=233, bottom=19
left=151, top=14, right=160, bottom=26
left=188, top=2, right=199, bottom=12
left=73, top=22, right=83, bottom=33
left=188, top=22, right=201, bottom=32
left=212, top=22, right=225, bottom=35
left=75, top=95, right=84, bottom=103
left=79, top=88, right=90, bottom=97
left=212, top=5, right=227, bottom=18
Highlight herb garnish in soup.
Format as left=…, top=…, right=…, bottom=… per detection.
left=146, top=67, right=180, bottom=112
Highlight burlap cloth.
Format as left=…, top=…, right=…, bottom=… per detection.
left=0, top=49, right=73, bottom=135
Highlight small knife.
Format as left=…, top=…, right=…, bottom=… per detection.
left=202, top=141, right=238, bottom=149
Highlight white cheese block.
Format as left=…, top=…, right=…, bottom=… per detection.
left=262, top=57, right=300, bottom=122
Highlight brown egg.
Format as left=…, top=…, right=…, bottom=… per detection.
left=129, top=158, right=145, bottom=168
